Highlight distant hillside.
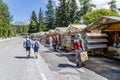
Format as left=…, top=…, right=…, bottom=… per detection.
left=13, top=20, right=30, bottom=25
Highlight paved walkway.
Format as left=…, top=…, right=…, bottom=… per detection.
left=39, top=44, right=108, bottom=80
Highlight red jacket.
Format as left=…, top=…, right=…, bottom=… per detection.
left=53, top=36, right=57, bottom=43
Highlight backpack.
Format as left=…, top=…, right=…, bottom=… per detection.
left=26, top=39, right=31, bottom=48
left=74, top=41, right=80, bottom=50
left=53, top=36, right=57, bottom=43
left=34, top=41, right=39, bottom=48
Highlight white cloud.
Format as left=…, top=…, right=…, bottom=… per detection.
left=116, top=0, right=120, bottom=8
left=92, top=0, right=109, bottom=9
left=53, top=0, right=120, bottom=10
left=92, top=0, right=120, bottom=10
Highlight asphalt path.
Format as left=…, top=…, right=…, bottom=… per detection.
left=39, top=44, right=109, bottom=80
left=0, top=37, right=55, bottom=80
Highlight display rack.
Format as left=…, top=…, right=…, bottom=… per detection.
left=86, top=33, right=108, bottom=55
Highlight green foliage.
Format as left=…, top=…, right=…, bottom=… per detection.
left=29, top=11, right=38, bottom=33
left=69, top=0, right=78, bottom=23
left=38, top=8, right=46, bottom=32
left=45, top=0, right=55, bottom=30
left=79, top=0, right=95, bottom=16
left=14, top=25, right=29, bottom=34
left=82, top=9, right=119, bottom=24
left=0, top=0, right=15, bottom=37
left=55, top=0, right=70, bottom=27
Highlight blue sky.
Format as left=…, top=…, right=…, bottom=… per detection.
left=3, top=0, right=120, bottom=22
left=3, top=0, right=49, bottom=22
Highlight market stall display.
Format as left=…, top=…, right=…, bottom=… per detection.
left=84, top=16, right=120, bottom=58
left=54, top=27, right=67, bottom=49
left=86, top=32, right=108, bottom=55
left=63, top=24, right=87, bottom=51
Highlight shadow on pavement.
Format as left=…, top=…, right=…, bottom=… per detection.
left=58, top=63, right=76, bottom=68
left=43, top=50, right=52, bottom=53
left=14, top=56, right=34, bottom=59
left=56, top=53, right=76, bottom=63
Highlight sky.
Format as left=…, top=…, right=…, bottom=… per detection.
left=3, top=0, right=120, bottom=22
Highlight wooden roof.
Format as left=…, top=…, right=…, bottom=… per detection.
left=66, top=24, right=87, bottom=33
left=48, top=29, right=55, bottom=34
left=54, top=27, right=67, bottom=34
left=84, top=16, right=120, bottom=32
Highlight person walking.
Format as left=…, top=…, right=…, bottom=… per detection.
left=52, top=34, right=58, bottom=52
left=32, top=38, right=40, bottom=59
left=49, top=35, right=53, bottom=51
left=73, top=33, right=85, bottom=67
left=23, top=36, right=32, bottom=59
left=73, top=35, right=81, bottom=67
left=78, top=33, right=85, bottom=67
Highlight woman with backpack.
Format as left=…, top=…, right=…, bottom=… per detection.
left=73, top=34, right=85, bottom=67
left=32, top=38, right=40, bottom=59
left=73, top=36, right=81, bottom=67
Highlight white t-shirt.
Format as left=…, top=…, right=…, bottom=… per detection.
left=49, top=37, right=53, bottom=43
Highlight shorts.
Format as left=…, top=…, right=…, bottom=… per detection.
left=49, top=43, right=53, bottom=49
left=34, top=47, right=39, bottom=52
left=26, top=47, right=30, bottom=51
left=53, top=43, right=57, bottom=47
left=75, top=50, right=80, bottom=59
left=75, top=48, right=82, bottom=59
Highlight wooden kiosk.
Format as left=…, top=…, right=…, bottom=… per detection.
left=54, top=27, right=67, bottom=49
left=84, top=16, right=120, bottom=57
left=63, top=24, right=87, bottom=51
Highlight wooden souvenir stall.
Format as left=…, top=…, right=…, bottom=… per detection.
left=84, top=16, right=120, bottom=58
left=47, top=29, right=55, bottom=44
left=48, top=29, right=55, bottom=36
left=54, top=27, right=67, bottom=49
left=64, top=24, right=87, bottom=51
left=40, top=31, right=49, bottom=45
left=30, top=32, right=41, bottom=40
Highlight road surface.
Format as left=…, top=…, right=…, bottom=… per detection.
left=0, top=37, right=55, bottom=80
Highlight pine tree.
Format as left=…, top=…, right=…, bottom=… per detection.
left=38, top=8, right=46, bottom=32
left=29, top=11, right=38, bottom=33
left=45, top=0, right=55, bottom=30
left=54, top=7, right=59, bottom=27
left=0, top=0, right=14, bottom=37
left=78, top=0, right=95, bottom=19
left=55, top=0, right=70, bottom=27
left=69, top=0, right=78, bottom=23
left=108, top=0, right=117, bottom=12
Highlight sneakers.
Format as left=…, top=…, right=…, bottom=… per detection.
left=26, top=55, right=30, bottom=59
left=76, top=62, right=85, bottom=67
left=34, top=56, right=37, bottom=59
left=28, top=55, right=30, bottom=58
left=26, top=55, right=29, bottom=59
left=76, top=62, right=80, bottom=67
left=35, top=56, right=37, bottom=59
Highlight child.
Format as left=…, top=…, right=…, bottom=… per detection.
left=32, top=38, right=40, bottom=59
